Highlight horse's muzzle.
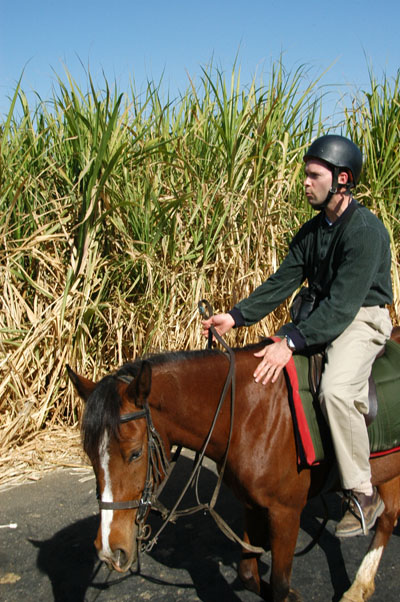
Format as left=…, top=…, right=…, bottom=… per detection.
left=98, top=545, right=136, bottom=573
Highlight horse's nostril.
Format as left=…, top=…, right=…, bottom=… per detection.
left=114, top=548, right=128, bottom=569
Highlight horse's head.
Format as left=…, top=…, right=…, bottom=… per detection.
left=67, top=361, right=158, bottom=572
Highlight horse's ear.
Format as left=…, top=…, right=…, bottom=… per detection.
left=66, top=364, right=96, bottom=402
left=126, top=360, right=152, bottom=407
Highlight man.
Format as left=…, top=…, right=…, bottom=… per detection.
left=202, top=135, right=393, bottom=537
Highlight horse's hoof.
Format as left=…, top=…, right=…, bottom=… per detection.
left=240, top=578, right=300, bottom=602
left=239, top=572, right=261, bottom=595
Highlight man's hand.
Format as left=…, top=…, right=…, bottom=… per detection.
left=202, top=313, right=235, bottom=338
left=253, top=338, right=293, bottom=385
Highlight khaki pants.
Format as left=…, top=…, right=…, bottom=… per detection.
left=319, top=306, right=392, bottom=491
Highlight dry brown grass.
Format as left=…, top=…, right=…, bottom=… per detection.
left=0, top=425, right=90, bottom=492
left=1, top=65, right=399, bottom=484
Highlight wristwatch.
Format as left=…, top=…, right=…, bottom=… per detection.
left=285, top=335, right=296, bottom=352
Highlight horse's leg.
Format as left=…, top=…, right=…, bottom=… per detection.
left=267, top=505, right=302, bottom=601
left=340, top=476, right=400, bottom=602
left=238, top=505, right=269, bottom=596
left=239, top=504, right=303, bottom=601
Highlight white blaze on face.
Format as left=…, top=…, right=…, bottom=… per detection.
left=99, top=430, right=114, bottom=556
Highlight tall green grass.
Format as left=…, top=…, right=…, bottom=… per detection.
left=1, top=61, right=399, bottom=448
left=346, top=70, right=400, bottom=303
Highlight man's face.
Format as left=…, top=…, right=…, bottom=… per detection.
left=304, top=159, right=333, bottom=208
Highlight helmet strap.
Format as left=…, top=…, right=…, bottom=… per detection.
left=314, top=165, right=354, bottom=212
left=329, top=165, right=340, bottom=195
left=315, top=165, right=340, bottom=210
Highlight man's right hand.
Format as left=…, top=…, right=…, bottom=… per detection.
left=201, top=313, right=235, bottom=338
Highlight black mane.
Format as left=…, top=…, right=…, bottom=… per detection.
left=82, top=374, right=122, bottom=459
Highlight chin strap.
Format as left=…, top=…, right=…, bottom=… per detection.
left=316, top=166, right=353, bottom=211
left=318, top=165, right=340, bottom=209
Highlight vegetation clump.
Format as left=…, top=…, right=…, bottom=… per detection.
left=1, top=63, right=399, bottom=450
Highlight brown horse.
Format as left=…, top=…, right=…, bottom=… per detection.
left=68, top=328, right=400, bottom=602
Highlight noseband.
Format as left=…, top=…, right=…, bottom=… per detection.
left=97, top=374, right=170, bottom=525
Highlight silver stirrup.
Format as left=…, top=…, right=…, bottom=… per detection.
left=347, top=492, right=369, bottom=535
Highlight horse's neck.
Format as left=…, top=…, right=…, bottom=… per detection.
left=151, top=355, right=233, bottom=461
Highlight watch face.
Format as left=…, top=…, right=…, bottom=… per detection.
left=286, top=336, right=295, bottom=350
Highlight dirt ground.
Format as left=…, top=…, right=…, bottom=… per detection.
left=1, top=450, right=400, bottom=602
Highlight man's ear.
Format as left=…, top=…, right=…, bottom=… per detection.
left=338, top=170, right=350, bottom=186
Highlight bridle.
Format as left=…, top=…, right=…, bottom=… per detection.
left=93, top=300, right=325, bottom=562
left=94, top=302, right=250, bottom=558
left=97, top=383, right=171, bottom=529
left=95, top=301, right=269, bottom=559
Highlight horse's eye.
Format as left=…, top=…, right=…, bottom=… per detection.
left=128, top=448, right=142, bottom=463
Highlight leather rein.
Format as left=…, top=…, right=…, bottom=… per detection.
left=96, top=300, right=326, bottom=559
left=96, top=300, right=266, bottom=558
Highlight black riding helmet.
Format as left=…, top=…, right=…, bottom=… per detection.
left=304, top=135, right=363, bottom=206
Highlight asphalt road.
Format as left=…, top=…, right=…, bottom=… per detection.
left=1, top=452, right=400, bottom=602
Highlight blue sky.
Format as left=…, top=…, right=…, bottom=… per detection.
left=1, top=0, right=399, bottom=120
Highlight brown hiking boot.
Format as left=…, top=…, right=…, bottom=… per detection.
left=335, top=487, right=385, bottom=538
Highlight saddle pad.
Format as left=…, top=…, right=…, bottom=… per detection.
left=284, top=338, right=400, bottom=466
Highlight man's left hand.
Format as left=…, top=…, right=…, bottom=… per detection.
left=253, top=339, right=293, bottom=385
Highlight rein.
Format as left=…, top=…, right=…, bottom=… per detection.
left=96, top=299, right=326, bottom=561
left=137, top=300, right=265, bottom=555
left=141, top=299, right=253, bottom=553
left=97, top=299, right=265, bottom=559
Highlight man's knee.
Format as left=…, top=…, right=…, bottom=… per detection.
left=319, top=377, right=369, bottom=418
left=319, top=373, right=342, bottom=405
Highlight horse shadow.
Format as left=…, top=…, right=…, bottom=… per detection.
left=294, top=489, right=400, bottom=602
left=29, top=455, right=400, bottom=601
left=297, top=494, right=351, bottom=601
left=29, top=455, right=266, bottom=601
left=30, top=514, right=147, bottom=601
left=142, top=454, right=271, bottom=601
left=29, top=515, right=99, bottom=601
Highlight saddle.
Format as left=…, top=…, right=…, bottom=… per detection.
left=284, top=338, right=400, bottom=466
left=307, top=350, right=380, bottom=428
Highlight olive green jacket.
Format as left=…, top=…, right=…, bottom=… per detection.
left=231, top=201, right=393, bottom=350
